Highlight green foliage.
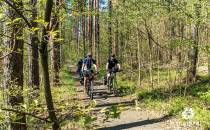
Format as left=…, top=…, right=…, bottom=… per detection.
left=98, top=69, right=106, bottom=77
left=60, top=67, right=75, bottom=87
left=68, top=101, right=97, bottom=129
left=6, top=18, right=22, bottom=26
left=193, top=106, right=210, bottom=129
left=117, top=81, right=136, bottom=96
left=137, top=79, right=210, bottom=129
left=30, top=27, right=40, bottom=32
left=167, top=97, right=187, bottom=116
left=200, top=90, right=210, bottom=102
left=100, top=105, right=124, bottom=121
left=104, top=105, right=121, bottom=119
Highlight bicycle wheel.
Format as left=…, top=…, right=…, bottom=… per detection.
left=108, top=76, right=114, bottom=93
left=86, top=79, right=90, bottom=96
left=90, top=81, right=94, bottom=100
left=112, top=74, right=118, bottom=95
left=84, top=79, right=88, bottom=93
left=107, top=77, right=111, bottom=90
left=88, top=80, right=91, bottom=96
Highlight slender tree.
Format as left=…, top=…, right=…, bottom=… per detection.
left=82, top=0, right=86, bottom=56
left=3, top=0, right=26, bottom=129
left=28, top=0, right=40, bottom=97
left=39, top=0, right=59, bottom=128
left=95, top=0, right=100, bottom=64
left=88, top=0, right=93, bottom=53
left=108, top=0, right=112, bottom=56
left=187, top=2, right=201, bottom=82
left=51, top=0, right=61, bottom=86
left=145, top=20, right=154, bottom=88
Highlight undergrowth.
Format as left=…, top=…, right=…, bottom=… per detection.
left=135, top=70, right=210, bottom=129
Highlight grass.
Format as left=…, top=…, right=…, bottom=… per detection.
left=25, top=65, right=210, bottom=129
left=38, top=67, right=76, bottom=105
left=57, top=68, right=76, bottom=95
left=109, top=65, right=210, bottom=129
left=117, top=78, right=136, bottom=96
left=0, top=66, right=113, bottom=129
left=58, top=67, right=97, bottom=129
left=134, top=69, right=210, bottom=129
left=0, top=66, right=79, bottom=129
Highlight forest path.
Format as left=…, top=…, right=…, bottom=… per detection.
left=68, top=65, right=195, bottom=130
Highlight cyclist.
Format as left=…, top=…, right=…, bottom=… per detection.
left=104, top=54, right=121, bottom=85
left=77, top=57, right=86, bottom=85
left=82, top=53, right=98, bottom=91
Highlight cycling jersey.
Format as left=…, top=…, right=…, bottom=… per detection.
left=108, top=58, right=119, bottom=70
left=83, top=57, right=96, bottom=70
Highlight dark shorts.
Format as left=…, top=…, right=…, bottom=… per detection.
left=108, top=68, right=119, bottom=73
left=83, top=70, right=93, bottom=77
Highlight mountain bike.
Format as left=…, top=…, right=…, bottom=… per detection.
left=84, top=70, right=96, bottom=100
left=107, top=69, right=119, bottom=95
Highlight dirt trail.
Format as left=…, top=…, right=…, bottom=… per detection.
left=69, top=65, right=201, bottom=130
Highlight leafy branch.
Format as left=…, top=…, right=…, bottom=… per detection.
left=1, top=108, right=51, bottom=123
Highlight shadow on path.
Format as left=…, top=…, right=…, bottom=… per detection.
left=95, top=100, right=135, bottom=108
left=97, top=115, right=172, bottom=130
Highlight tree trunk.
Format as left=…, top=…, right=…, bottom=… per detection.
left=169, top=17, right=176, bottom=61
left=93, top=0, right=96, bottom=58
left=51, top=0, right=61, bottom=86
left=40, top=0, right=59, bottom=129
left=88, top=0, right=93, bottom=53
left=178, top=21, right=184, bottom=62
left=28, top=0, right=40, bottom=98
left=145, top=20, right=154, bottom=88
left=137, top=25, right=141, bottom=87
left=76, top=16, right=80, bottom=57
left=82, top=0, right=86, bottom=56
left=95, top=0, right=100, bottom=65
left=3, top=1, right=26, bottom=129
left=207, top=12, right=210, bottom=85
left=187, top=3, right=201, bottom=82
left=208, top=52, right=210, bottom=85
left=119, top=32, right=124, bottom=63
left=115, top=19, right=119, bottom=58
left=108, top=0, right=112, bottom=56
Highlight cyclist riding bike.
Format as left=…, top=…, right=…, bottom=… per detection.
left=77, top=57, right=86, bottom=85
left=104, top=54, right=121, bottom=85
left=82, top=53, right=98, bottom=92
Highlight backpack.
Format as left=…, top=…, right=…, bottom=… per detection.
left=84, top=57, right=94, bottom=70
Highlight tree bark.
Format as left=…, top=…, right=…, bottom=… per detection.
left=115, top=19, right=119, bottom=58
left=187, top=3, right=201, bottom=82
left=145, top=20, right=154, bottom=88
left=207, top=11, right=210, bottom=85
left=137, top=25, right=141, bottom=87
left=3, top=1, right=26, bottom=129
left=40, top=0, right=59, bottom=129
left=51, top=0, right=61, bottom=86
left=88, top=0, right=93, bottom=53
left=93, top=0, right=96, bottom=57
left=95, top=0, right=100, bottom=65
left=81, top=0, right=86, bottom=56
left=108, top=0, right=112, bottom=56
left=28, top=0, right=40, bottom=98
